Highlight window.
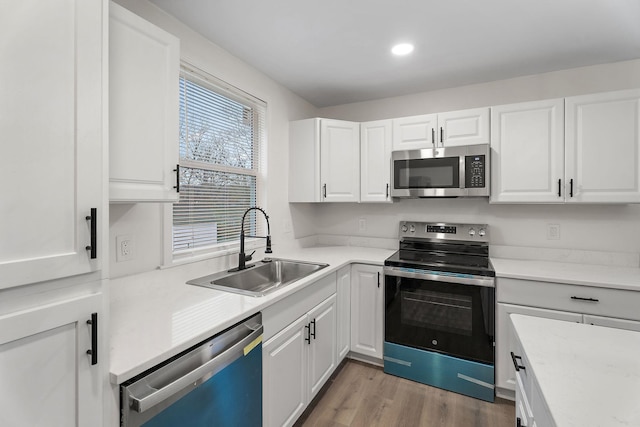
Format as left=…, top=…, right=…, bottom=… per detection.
left=171, top=65, right=265, bottom=259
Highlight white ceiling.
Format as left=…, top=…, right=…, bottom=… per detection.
left=150, top=0, right=640, bottom=108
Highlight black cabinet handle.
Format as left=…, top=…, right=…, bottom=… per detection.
left=517, top=417, right=523, bottom=427
left=386, top=183, right=389, bottom=198
left=571, top=296, right=599, bottom=303
left=440, top=127, right=444, bottom=144
left=510, top=351, right=525, bottom=372
left=323, top=183, right=327, bottom=198
left=558, top=179, right=562, bottom=197
left=87, top=313, right=98, bottom=365
left=305, top=323, right=311, bottom=344
left=173, top=164, right=180, bottom=193
left=431, top=128, right=435, bottom=146
left=85, top=208, right=97, bottom=259
left=569, top=178, right=574, bottom=197
left=377, top=271, right=380, bottom=288
left=310, top=319, right=316, bottom=340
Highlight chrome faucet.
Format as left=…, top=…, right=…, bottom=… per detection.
left=229, top=206, right=272, bottom=272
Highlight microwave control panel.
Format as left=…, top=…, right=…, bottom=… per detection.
left=464, top=155, right=485, bottom=188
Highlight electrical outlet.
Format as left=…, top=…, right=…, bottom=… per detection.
left=116, top=234, right=135, bottom=262
left=547, top=224, right=560, bottom=240
left=358, top=218, right=366, bottom=232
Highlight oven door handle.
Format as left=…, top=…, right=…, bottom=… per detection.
left=127, top=324, right=263, bottom=414
left=383, top=266, right=495, bottom=288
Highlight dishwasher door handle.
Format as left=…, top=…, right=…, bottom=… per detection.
left=129, top=325, right=263, bottom=414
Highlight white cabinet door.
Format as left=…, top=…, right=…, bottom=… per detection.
left=583, top=314, right=640, bottom=332
left=263, top=315, right=308, bottom=427
left=437, top=107, right=490, bottom=147
left=109, top=2, right=180, bottom=202
left=0, top=293, right=102, bottom=427
left=308, top=295, right=337, bottom=400
left=336, top=266, right=351, bottom=362
left=392, top=114, right=437, bottom=150
left=360, top=120, right=392, bottom=202
left=565, top=89, right=640, bottom=203
left=320, top=119, right=360, bottom=202
left=496, top=303, right=582, bottom=395
left=490, top=99, right=565, bottom=203
left=350, top=264, right=383, bottom=360
left=0, top=0, right=103, bottom=289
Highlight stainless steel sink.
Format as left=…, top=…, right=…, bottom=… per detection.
left=187, top=258, right=329, bottom=297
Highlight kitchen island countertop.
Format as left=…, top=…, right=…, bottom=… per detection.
left=511, top=314, right=640, bottom=426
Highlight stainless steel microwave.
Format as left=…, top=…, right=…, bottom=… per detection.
left=391, top=144, right=490, bottom=197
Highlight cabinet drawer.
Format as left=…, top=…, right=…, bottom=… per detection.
left=497, top=278, right=640, bottom=321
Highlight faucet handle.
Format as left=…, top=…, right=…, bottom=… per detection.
left=246, top=250, right=256, bottom=262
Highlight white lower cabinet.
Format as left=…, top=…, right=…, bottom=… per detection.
left=496, top=303, right=581, bottom=396
left=263, top=294, right=337, bottom=427
left=0, top=293, right=102, bottom=427
left=350, top=264, right=383, bottom=360
left=497, top=276, right=640, bottom=399
left=336, top=265, right=351, bottom=362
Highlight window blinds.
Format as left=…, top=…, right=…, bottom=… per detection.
left=173, top=69, right=265, bottom=254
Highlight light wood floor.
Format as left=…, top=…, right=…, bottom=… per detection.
left=295, top=360, right=515, bottom=427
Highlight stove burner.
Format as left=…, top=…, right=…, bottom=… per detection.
left=385, top=221, right=495, bottom=278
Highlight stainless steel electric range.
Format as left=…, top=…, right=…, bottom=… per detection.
left=383, top=221, right=496, bottom=402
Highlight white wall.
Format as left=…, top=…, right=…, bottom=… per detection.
left=109, top=0, right=319, bottom=278
left=315, top=59, right=640, bottom=258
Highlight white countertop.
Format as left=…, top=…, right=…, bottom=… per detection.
left=491, top=257, right=640, bottom=291
left=511, top=314, right=640, bottom=427
left=110, top=244, right=640, bottom=385
left=109, top=246, right=394, bottom=384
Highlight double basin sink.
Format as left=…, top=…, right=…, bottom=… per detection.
left=187, top=258, right=329, bottom=297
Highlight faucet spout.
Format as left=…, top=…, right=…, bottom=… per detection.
left=229, top=206, right=272, bottom=272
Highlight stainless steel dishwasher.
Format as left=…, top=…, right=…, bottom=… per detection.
left=121, top=312, right=263, bottom=427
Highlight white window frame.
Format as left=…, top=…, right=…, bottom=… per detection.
left=162, top=61, right=267, bottom=267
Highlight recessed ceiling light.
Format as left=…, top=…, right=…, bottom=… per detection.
left=391, top=43, right=414, bottom=56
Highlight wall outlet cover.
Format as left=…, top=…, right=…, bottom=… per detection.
left=116, top=234, right=135, bottom=262
left=547, top=224, right=561, bottom=240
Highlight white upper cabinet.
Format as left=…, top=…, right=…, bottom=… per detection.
left=392, top=108, right=489, bottom=151
left=360, top=120, right=392, bottom=202
left=0, top=0, right=103, bottom=289
left=392, top=114, right=437, bottom=150
left=289, top=118, right=360, bottom=202
left=565, top=89, right=640, bottom=203
left=491, top=90, right=640, bottom=204
left=109, top=2, right=180, bottom=202
left=491, top=99, right=565, bottom=203
left=438, top=107, right=490, bottom=147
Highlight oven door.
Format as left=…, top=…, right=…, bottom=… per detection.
left=384, top=266, right=495, bottom=364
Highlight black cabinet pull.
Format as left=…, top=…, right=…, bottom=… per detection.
left=386, top=183, right=389, bottom=198
left=510, top=351, right=525, bottom=372
left=323, top=183, right=327, bottom=198
left=173, top=164, right=180, bottom=193
left=377, top=271, right=380, bottom=288
left=440, top=127, right=444, bottom=144
left=571, top=296, right=599, bottom=303
left=517, top=417, right=523, bottom=427
left=558, top=178, right=562, bottom=197
left=87, top=313, right=98, bottom=365
left=431, top=128, right=435, bottom=146
left=305, top=323, right=311, bottom=344
left=310, top=319, right=316, bottom=340
left=85, top=208, right=97, bottom=259
left=569, top=178, right=574, bottom=197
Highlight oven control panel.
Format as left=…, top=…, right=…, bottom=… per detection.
left=399, top=221, right=489, bottom=242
